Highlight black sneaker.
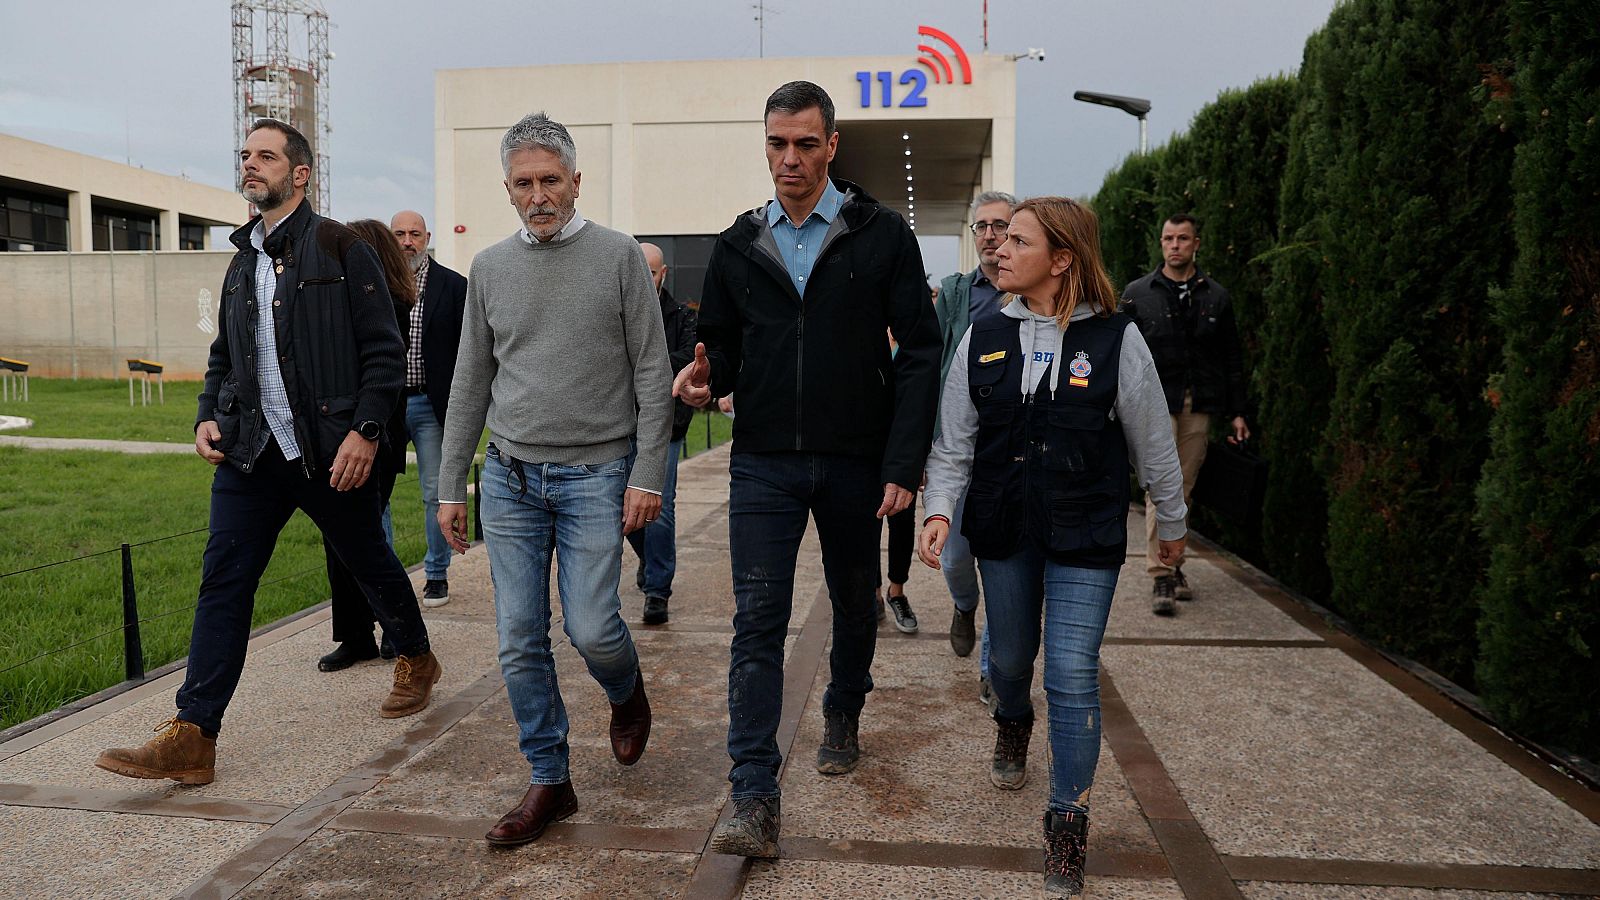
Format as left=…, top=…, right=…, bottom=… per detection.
left=317, top=639, right=380, bottom=672
left=380, top=635, right=395, bottom=660
left=1151, top=576, right=1177, bottom=616
left=642, top=595, right=669, bottom=626
left=709, top=796, right=781, bottom=858
left=421, top=579, right=450, bottom=609
left=991, top=712, right=1032, bottom=790
left=887, top=593, right=918, bottom=633
left=1173, top=566, right=1194, bottom=601
left=949, top=607, right=977, bottom=657
left=1043, top=810, right=1088, bottom=895
left=816, top=707, right=861, bottom=774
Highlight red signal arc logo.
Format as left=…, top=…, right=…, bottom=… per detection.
left=916, top=25, right=972, bottom=85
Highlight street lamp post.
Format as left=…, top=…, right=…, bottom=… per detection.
left=1073, top=90, right=1152, bottom=155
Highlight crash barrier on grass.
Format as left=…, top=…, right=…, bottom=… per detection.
left=0, top=466, right=483, bottom=727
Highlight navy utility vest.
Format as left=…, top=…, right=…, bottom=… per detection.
left=961, top=306, right=1133, bottom=569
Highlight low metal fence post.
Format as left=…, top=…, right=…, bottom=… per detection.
left=472, top=463, right=483, bottom=542
left=120, top=543, right=145, bottom=681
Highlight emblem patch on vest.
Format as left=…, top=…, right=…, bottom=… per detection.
left=1068, top=351, right=1091, bottom=387
left=978, top=350, right=1008, bottom=364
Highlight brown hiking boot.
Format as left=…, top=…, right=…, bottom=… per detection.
left=991, top=713, right=1032, bottom=790
left=95, top=717, right=215, bottom=785
left=381, top=650, right=442, bottom=718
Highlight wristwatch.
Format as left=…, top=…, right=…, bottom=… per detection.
left=355, top=420, right=382, bottom=441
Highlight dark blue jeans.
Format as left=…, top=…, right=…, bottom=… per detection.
left=726, top=451, right=883, bottom=800
left=176, top=440, right=430, bottom=734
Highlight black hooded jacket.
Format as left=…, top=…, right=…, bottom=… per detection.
left=695, top=178, right=940, bottom=489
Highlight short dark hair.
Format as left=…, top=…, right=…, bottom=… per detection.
left=764, top=81, right=836, bottom=135
left=1164, top=213, right=1199, bottom=234
left=249, top=118, right=314, bottom=172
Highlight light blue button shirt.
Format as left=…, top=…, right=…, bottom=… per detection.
left=765, top=179, right=843, bottom=297
left=250, top=219, right=302, bottom=461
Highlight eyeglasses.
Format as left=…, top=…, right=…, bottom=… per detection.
left=971, top=220, right=1009, bottom=237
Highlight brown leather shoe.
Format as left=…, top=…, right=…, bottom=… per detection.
left=95, top=717, right=215, bottom=785
left=609, top=668, right=651, bottom=766
left=381, top=650, right=442, bottom=718
left=484, top=781, right=579, bottom=846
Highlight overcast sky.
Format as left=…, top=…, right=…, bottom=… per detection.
left=1, top=0, right=1336, bottom=271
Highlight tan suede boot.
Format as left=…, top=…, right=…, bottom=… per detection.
left=381, top=650, right=442, bottom=718
left=95, top=718, right=216, bottom=785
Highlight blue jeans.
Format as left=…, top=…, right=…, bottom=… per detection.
left=944, top=490, right=992, bottom=678
left=405, top=393, right=450, bottom=580
left=726, top=451, right=882, bottom=799
left=480, top=444, right=640, bottom=784
left=978, top=545, right=1119, bottom=815
left=626, top=439, right=682, bottom=600
left=178, top=439, right=430, bottom=734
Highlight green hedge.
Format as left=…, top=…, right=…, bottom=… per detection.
left=1473, top=0, right=1600, bottom=754
left=1089, top=0, right=1599, bottom=755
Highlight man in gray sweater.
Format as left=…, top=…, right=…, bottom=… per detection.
left=436, top=112, right=674, bottom=848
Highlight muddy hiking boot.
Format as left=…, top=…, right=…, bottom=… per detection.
left=709, top=796, right=781, bottom=858
left=1151, top=575, right=1177, bottom=616
left=816, top=707, right=861, bottom=774
left=95, top=717, right=216, bottom=785
left=949, top=606, right=977, bottom=657
left=1043, top=810, right=1089, bottom=896
left=991, top=712, right=1032, bottom=790
left=1172, top=566, right=1193, bottom=601
left=381, top=650, right=442, bottom=718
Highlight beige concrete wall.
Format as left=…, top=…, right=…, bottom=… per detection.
left=1, top=132, right=245, bottom=250
left=435, top=54, right=1016, bottom=270
left=0, top=251, right=233, bottom=379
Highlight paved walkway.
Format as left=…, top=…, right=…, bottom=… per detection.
left=1, top=444, right=1597, bottom=898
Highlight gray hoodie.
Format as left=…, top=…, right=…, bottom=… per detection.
left=923, top=297, right=1189, bottom=542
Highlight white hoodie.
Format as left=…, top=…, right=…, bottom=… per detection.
left=923, top=297, right=1189, bottom=542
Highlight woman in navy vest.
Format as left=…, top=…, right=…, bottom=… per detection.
left=919, top=196, right=1188, bottom=896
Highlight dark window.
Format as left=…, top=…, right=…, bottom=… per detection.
left=635, top=234, right=718, bottom=310
left=179, top=222, right=206, bottom=251
left=0, top=187, right=71, bottom=251
left=92, top=207, right=158, bottom=251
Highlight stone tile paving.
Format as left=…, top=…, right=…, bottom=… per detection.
left=0, top=446, right=1596, bottom=898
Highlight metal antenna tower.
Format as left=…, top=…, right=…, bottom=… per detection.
left=232, top=1, right=332, bottom=213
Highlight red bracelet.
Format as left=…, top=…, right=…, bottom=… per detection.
left=924, top=514, right=951, bottom=526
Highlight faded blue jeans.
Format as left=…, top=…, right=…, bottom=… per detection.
left=944, top=489, right=992, bottom=678
left=978, top=544, right=1119, bottom=815
left=626, top=439, right=683, bottom=600
left=480, top=443, right=640, bottom=785
left=405, top=393, right=450, bottom=581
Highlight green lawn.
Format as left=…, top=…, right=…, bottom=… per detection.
left=0, top=382, right=731, bottom=731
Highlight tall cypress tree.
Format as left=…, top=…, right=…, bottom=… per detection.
left=1092, top=144, right=1171, bottom=291
left=1475, top=0, right=1600, bottom=755
left=1313, top=0, right=1515, bottom=681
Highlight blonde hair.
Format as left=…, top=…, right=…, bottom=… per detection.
left=1010, top=196, right=1119, bottom=329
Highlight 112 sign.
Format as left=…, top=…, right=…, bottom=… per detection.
left=855, top=70, right=928, bottom=108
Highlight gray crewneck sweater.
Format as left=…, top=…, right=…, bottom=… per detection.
left=438, top=221, right=673, bottom=501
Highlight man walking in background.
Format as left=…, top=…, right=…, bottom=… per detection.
left=931, top=189, right=1014, bottom=706
left=675, top=81, right=941, bottom=857
left=629, top=241, right=697, bottom=626
left=392, top=209, right=467, bottom=610
left=1121, top=213, right=1250, bottom=616
left=437, top=112, right=673, bottom=847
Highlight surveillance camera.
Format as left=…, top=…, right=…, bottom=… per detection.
left=1031, top=48, right=1046, bottom=61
